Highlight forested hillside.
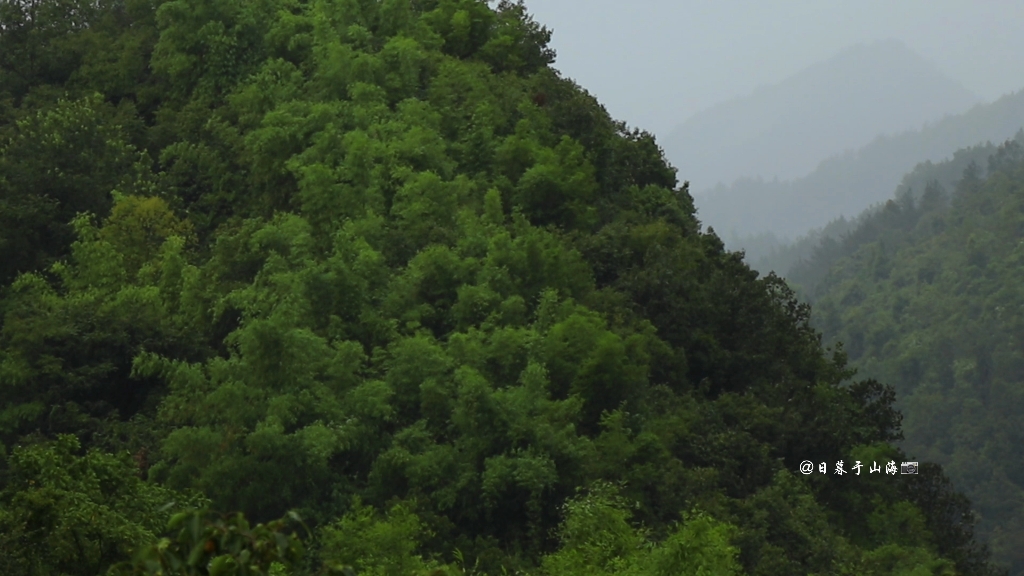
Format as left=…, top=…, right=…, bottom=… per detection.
left=747, top=131, right=1024, bottom=279
left=699, top=89, right=1024, bottom=245
left=797, top=138, right=1024, bottom=574
left=0, top=0, right=1003, bottom=574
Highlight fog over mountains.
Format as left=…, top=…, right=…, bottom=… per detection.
left=662, top=38, right=980, bottom=193
left=701, top=89, right=1024, bottom=242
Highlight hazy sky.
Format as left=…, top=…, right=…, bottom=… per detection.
left=520, top=0, right=1024, bottom=139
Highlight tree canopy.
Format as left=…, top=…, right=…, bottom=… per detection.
left=0, top=0, right=1004, bottom=574
left=795, top=137, right=1024, bottom=574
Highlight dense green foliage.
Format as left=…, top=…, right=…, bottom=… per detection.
left=108, top=509, right=305, bottom=575
left=0, top=434, right=205, bottom=575
left=797, top=138, right=1024, bottom=574
left=0, top=0, right=1004, bottom=574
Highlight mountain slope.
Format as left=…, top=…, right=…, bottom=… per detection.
left=0, top=1, right=1003, bottom=575
left=663, top=38, right=979, bottom=191
left=701, top=88, right=1024, bottom=242
left=743, top=132, right=1023, bottom=278
left=801, top=139, right=1024, bottom=574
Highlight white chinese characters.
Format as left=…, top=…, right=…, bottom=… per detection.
left=799, top=459, right=909, bottom=476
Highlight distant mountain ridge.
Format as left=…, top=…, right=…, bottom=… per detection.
left=663, top=38, right=979, bottom=192
left=760, top=133, right=1022, bottom=291
left=698, top=88, right=1024, bottom=243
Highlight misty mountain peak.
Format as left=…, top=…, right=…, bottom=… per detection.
left=664, top=38, right=980, bottom=192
